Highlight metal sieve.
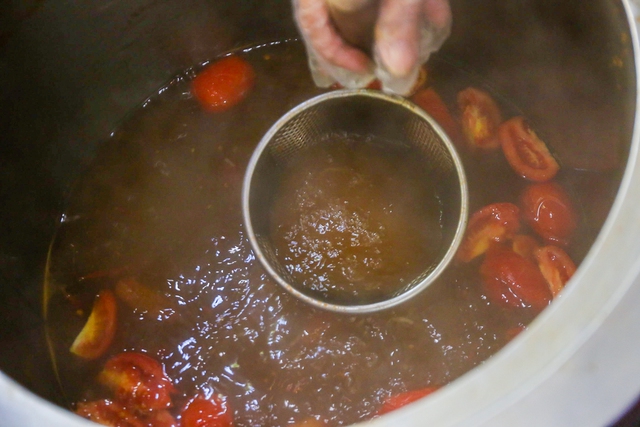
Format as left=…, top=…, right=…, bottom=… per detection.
left=242, top=89, right=468, bottom=313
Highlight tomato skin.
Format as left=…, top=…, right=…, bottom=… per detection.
left=70, top=290, right=117, bottom=360
left=456, top=203, right=520, bottom=262
left=411, top=88, right=463, bottom=147
left=378, top=388, right=438, bottom=415
left=180, top=394, right=233, bottom=427
left=98, top=352, right=175, bottom=413
left=457, top=87, right=503, bottom=150
left=480, top=245, right=552, bottom=310
left=192, top=56, right=255, bottom=112
left=519, top=182, right=577, bottom=246
left=535, top=245, right=577, bottom=297
left=76, top=399, right=145, bottom=427
left=499, top=116, right=559, bottom=182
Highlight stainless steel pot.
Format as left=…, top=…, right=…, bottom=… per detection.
left=0, top=1, right=638, bottom=426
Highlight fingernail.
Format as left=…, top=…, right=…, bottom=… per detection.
left=379, top=40, right=414, bottom=78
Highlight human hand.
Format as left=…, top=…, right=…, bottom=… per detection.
left=293, top=0, right=451, bottom=95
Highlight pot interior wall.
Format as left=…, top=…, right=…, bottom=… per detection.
left=0, top=0, right=635, bottom=415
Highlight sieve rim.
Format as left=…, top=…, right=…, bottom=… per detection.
left=242, top=89, right=468, bottom=313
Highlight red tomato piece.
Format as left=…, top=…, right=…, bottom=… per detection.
left=511, top=234, right=540, bottom=262
left=480, top=245, right=552, bottom=310
left=115, top=277, right=176, bottom=322
left=456, top=203, right=520, bottom=262
left=70, top=290, right=117, bottom=360
left=457, top=87, right=503, bottom=150
left=519, top=182, right=577, bottom=246
left=180, top=394, right=233, bottom=427
left=378, top=388, right=438, bottom=415
left=192, top=56, right=255, bottom=112
left=499, top=116, right=560, bottom=181
left=411, top=88, right=463, bottom=147
left=535, top=245, right=577, bottom=297
left=98, top=352, right=175, bottom=413
left=76, top=399, right=145, bottom=427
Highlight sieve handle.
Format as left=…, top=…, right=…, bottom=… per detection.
left=327, top=0, right=380, bottom=56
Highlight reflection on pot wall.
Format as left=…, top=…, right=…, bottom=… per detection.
left=0, top=0, right=635, bottom=421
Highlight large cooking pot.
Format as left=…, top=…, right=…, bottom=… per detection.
left=1, top=0, right=639, bottom=426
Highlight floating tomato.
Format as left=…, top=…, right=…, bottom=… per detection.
left=535, top=245, right=577, bottom=297
left=511, top=234, right=540, bottom=262
left=378, top=388, right=438, bottom=415
left=115, top=277, right=176, bottom=322
left=411, top=88, right=463, bottom=147
left=192, top=55, right=255, bottom=112
left=76, top=399, right=145, bottom=427
left=456, top=203, right=520, bottom=262
left=480, top=245, right=552, bottom=310
left=98, top=352, right=175, bottom=413
left=457, top=87, right=503, bottom=150
left=520, top=182, right=577, bottom=246
left=499, top=116, right=559, bottom=181
left=180, top=394, right=233, bottom=427
left=70, top=290, right=117, bottom=360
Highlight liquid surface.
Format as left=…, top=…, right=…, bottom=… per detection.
left=44, top=41, right=607, bottom=426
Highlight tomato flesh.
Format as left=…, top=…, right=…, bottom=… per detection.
left=457, top=87, right=503, bottom=150
left=378, top=388, right=438, bottom=415
left=535, top=245, right=577, bottom=297
left=98, top=352, right=175, bottom=413
left=456, top=203, right=520, bottom=262
left=180, top=394, right=233, bottom=427
left=520, top=182, right=577, bottom=246
left=480, top=245, right=552, bottom=310
left=76, top=399, right=145, bottom=427
left=70, top=290, right=117, bottom=360
left=192, top=56, right=255, bottom=112
left=411, top=88, right=463, bottom=147
left=499, top=116, right=559, bottom=182
left=511, top=234, right=540, bottom=262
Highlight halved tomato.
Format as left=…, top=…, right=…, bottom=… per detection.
left=378, top=388, right=438, bottom=415
left=480, top=245, right=552, bottom=310
left=115, top=277, right=176, bottom=322
left=98, top=352, right=175, bottom=413
left=76, top=399, right=145, bottom=427
left=535, top=245, right=577, bottom=297
left=411, top=88, right=463, bottom=147
left=180, top=394, right=233, bottom=427
left=456, top=203, right=520, bottom=262
left=457, top=87, right=503, bottom=150
left=511, top=234, right=540, bottom=262
left=192, top=55, right=255, bottom=112
left=70, top=290, right=117, bottom=360
left=519, top=182, right=577, bottom=246
left=499, top=116, right=559, bottom=182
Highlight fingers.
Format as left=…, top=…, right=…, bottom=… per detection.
left=295, top=0, right=372, bottom=73
left=375, top=0, right=422, bottom=78
left=422, top=0, right=452, bottom=30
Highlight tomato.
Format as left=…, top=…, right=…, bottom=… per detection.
left=411, top=88, right=463, bottom=147
left=70, top=290, right=117, bottom=360
left=498, top=116, right=559, bottom=182
left=98, top=352, right=175, bottom=413
left=457, top=87, right=503, bottom=150
left=378, top=388, right=438, bottom=415
left=480, top=245, right=552, bottom=310
left=180, top=394, right=233, bottom=427
left=519, top=182, right=577, bottom=246
left=115, top=277, right=176, bottom=322
left=511, top=234, right=540, bottom=262
left=192, top=56, right=255, bottom=112
left=456, top=203, right=520, bottom=262
left=76, top=399, right=145, bottom=427
left=535, top=245, right=577, bottom=297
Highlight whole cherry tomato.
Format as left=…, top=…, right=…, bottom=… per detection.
left=498, top=116, right=559, bottom=182
left=411, top=88, right=463, bottom=147
left=70, top=290, right=117, bottom=360
left=456, top=203, right=520, bottom=262
left=519, top=182, right=577, bottom=246
left=480, top=245, right=552, bottom=310
left=535, top=245, right=577, bottom=297
left=192, top=55, right=255, bottom=112
left=457, top=87, right=503, bottom=150
left=378, top=388, right=438, bottom=415
left=98, top=352, right=175, bottom=413
left=76, top=399, right=145, bottom=427
left=180, top=394, right=233, bottom=427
